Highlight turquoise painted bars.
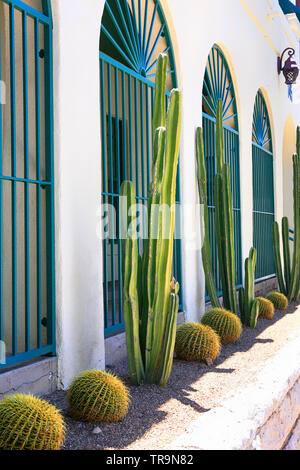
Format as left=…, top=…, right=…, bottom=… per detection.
left=0, top=0, right=55, bottom=369
left=252, top=91, right=275, bottom=280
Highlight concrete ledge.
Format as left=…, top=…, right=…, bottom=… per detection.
left=105, top=311, right=186, bottom=366
left=167, top=333, right=300, bottom=450
left=0, top=357, right=58, bottom=398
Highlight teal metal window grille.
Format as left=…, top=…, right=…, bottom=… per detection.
left=252, top=91, right=275, bottom=280
left=0, top=0, right=55, bottom=369
left=202, top=45, right=242, bottom=298
left=100, top=0, right=182, bottom=336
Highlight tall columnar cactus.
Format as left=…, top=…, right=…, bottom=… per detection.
left=214, top=100, right=238, bottom=314
left=121, top=53, right=182, bottom=386
left=195, top=101, right=238, bottom=313
left=239, top=248, right=260, bottom=328
left=272, top=135, right=300, bottom=302
left=195, top=127, right=221, bottom=308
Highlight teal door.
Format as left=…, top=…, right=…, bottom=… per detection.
left=252, top=91, right=275, bottom=280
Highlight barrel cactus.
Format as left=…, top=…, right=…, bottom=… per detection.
left=0, top=394, right=65, bottom=450
left=175, top=323, right=221, bottom=362
left=201, top=308, right=242, bottom=344
left=256, top=297, right=275, bottom=320
left=266, top=292, right=288, bottom=311
left=67, top=370, right=130, bottom=422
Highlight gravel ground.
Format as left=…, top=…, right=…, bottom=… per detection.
left=44, top=302, right=300, bottom=450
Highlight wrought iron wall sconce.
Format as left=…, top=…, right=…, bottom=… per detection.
left=277, top=48, right=299, bottom=85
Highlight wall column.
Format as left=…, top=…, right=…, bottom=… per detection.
left=51, top=0, right=106, bottom=388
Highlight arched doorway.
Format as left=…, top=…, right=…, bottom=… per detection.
left=202, top=45, right=242, bottom=297
left=100, top=0, right=182, bottom=335
left=252, top=90, right=275, bottom=280
left=0, top=0, right=55, bottom=369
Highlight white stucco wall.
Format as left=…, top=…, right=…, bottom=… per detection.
left=51, top=0, right=106, bottom=388
left=50, top=0, right=300, bottom=387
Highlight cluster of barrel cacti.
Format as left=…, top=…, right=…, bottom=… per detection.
left=272, top=133, right=300, bottom=302
left=121, top=53, right=182, bottom=386
left=238, top=248, right=260, bottom=328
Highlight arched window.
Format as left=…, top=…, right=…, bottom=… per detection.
left=100, top=0, right=182, bottom=336
left=252, top=91, right=275, bottom=280
left=202, top=45, right=242, bottom=296
left=0, top=0, right=55, bottom=369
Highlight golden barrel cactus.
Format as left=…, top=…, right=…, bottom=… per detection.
left=67, top=370, right=130, bottom=422
left=256, top=297, right=275, bottom=319
left=175, top=323, right=220, bottom=362
left=201, top=308, right=242, bottom=344
left=266, top=292, right=288, bottom=310
left=0, top=394, right=65, bottom=450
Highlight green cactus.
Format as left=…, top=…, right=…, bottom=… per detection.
left=0, top=394, right=65, bottom=450
left=195, top=127, right=221, bottom=308
left=214, top=101, right=238, bottom=314
left=195, top=100, right=238, bottom=313
left=289, top=150, right=300, bottom=301
left=121, top=53, right=182, bottom=386
left=201, top=308, right=242, bottom=344
left=256, top=297, right=275, bottom=320
left=266, top=292, right=288, bottom=311
left=282, top=217, right=291, bottom=295
left=272, top=221, right=286, bottom=295
left=175, top=323, right=221, bottom=362
left=67, top=370, right=130, bottom=422
left=239, top=248, right=259, bottom=328
left=272, top=141, right=300, bottom=302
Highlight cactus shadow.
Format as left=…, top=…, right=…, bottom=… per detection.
left=45, top=302, right=299, bottom=450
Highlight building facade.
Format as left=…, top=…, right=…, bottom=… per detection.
left=0, top=0, right=300, bottom=390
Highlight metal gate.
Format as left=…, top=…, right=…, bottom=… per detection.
left=202, top=45, right=242, bottom=297
left=100, top=0, right=182, bottom=336
left=0, top=0, right=55, bottom=369
left=252, top=91, right=275, bottom=280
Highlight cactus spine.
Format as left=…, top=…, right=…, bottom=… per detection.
left=272, top=130, right=300, bottom=301
left=121, top=54, right=182, bottom=386
left=239, top=248, right=260, bottom=328
left=195, top=127, right=221, bottom=308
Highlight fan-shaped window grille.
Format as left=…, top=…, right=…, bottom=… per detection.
left=100, top=0, right=182, bottom=335
left=202, top=45, right=242, bottom=297
left=252, top=91, right=275, bottom=280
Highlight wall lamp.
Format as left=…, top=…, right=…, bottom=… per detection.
left=277, top=48, right=299, bottom=85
